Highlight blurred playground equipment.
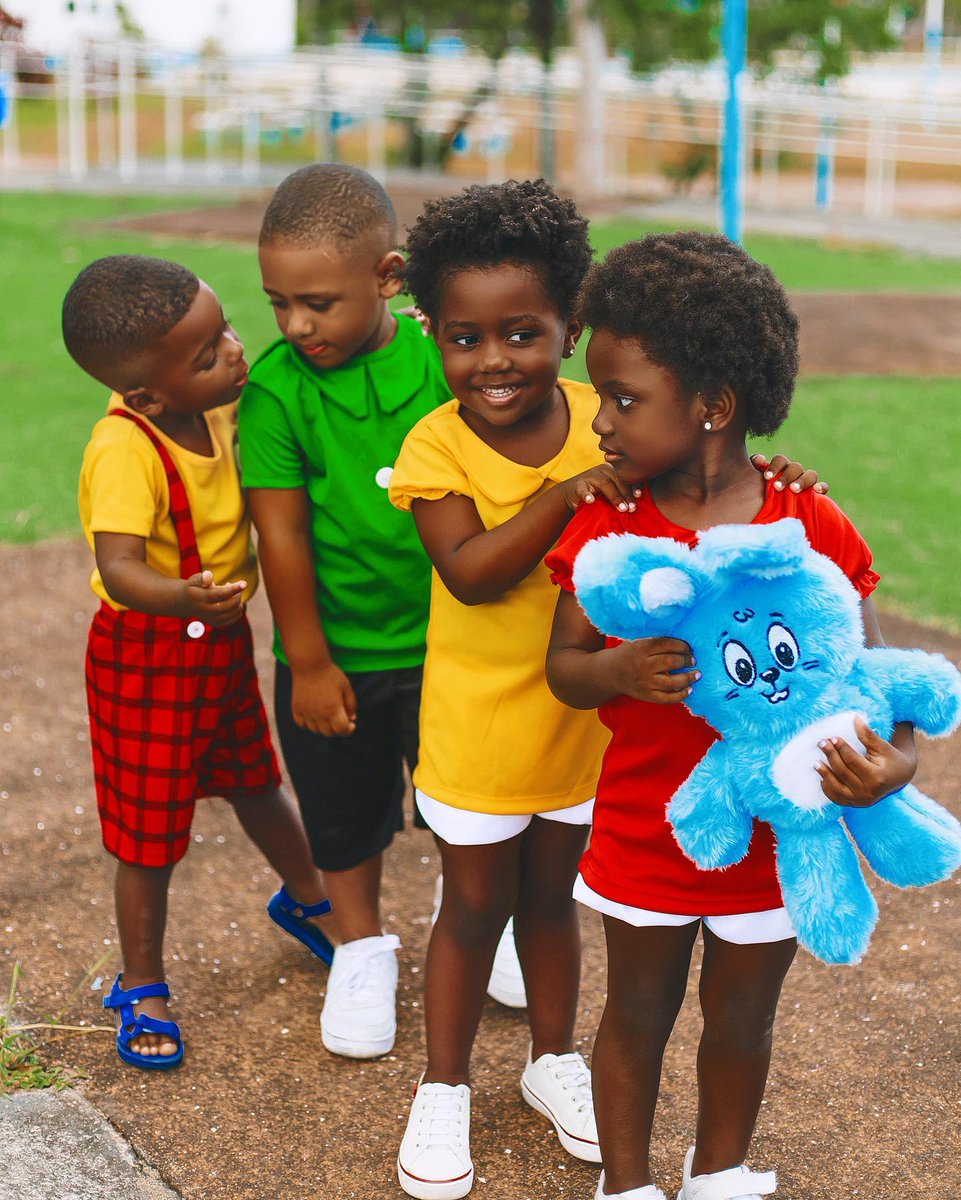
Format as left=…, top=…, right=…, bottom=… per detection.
left=2, top=37, right=960, bottom=220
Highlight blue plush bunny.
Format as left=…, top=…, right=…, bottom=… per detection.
left=573, top=518, right=961, bottom=965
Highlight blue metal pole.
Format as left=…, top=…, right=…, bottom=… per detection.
left=720, top=0, right=747, bottom=243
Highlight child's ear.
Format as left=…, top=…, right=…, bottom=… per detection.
left=563, top=318, right=583, bottom=360
left=699, top=384, right=737, bottom=432
left=377, top=251, right=406, bottom=300
left=123, top=387, right=164, bottom=418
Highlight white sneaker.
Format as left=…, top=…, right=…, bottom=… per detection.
left=596, top=1173, right=667, bottom=1200
left=320, top=933, right=400, bottom=1059
left=397, top=1077, right=473, bottom=1200
left=677, top=1147, right=777, bottom=1200
left=520, top=1048, right=601, bottom=1162
left=432, top=876, right=527, bottom=1009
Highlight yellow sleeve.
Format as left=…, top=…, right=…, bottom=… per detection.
left=389, top=411, right=472, bottom=513
left=80, top=418, right=166, bottom=539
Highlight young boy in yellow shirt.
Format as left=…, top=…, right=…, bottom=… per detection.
left=65, top=254, right=334, bottom=1069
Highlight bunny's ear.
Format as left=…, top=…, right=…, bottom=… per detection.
left=573, top=533, right=707, bottom=640
left=696, top=518, right=809, bottom=580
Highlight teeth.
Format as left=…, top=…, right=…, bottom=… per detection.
left=482, top=386, right=518, bottom=398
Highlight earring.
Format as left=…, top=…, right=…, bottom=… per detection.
left=703, top=420, right=713, bottom=431
left=563, top=345, right=574, bottom=358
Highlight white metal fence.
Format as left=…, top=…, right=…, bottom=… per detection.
left=2, top=40, right=960, bottom=219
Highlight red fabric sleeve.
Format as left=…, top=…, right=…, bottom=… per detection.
left=546, top=499, right=628, bottom=592
left=799, top=491, right=880, bottom=599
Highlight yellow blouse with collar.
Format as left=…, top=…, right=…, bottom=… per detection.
left=390, top=379, right=610, bottom=815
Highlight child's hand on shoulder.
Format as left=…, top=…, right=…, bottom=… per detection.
left=562, top=466, right=640, bottom=514
left=609, top=636, right=700, bottom=704
left=180, top=571, right=246, bottom=626
left=291, top=662, right=358, bottom=737
left=751, top=453, right=828, bottom=494
left=814, top=716, right=917, bottom=807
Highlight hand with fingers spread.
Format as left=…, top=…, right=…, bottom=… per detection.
left=608, top=636, right=701, bottom=705
left=561, top=465, right=641, bottom=514
left=815, top=716, right=917, bottom=808
left=750, top=452, right=828, bottom=495
left=178, top=570, right=247, bottom=627
left=291, top=662, right=357, bottom=737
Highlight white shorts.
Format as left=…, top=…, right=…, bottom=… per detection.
left=416, top=789, right=595, bottom=847
left=573, top=876, right=796, bottom=945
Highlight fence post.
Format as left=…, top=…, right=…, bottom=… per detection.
left=0, top=42, right=21, bottom=172
left=117, top=40, right=137, bottom=182
left=865, top=113, right=886, bottom=216
left=719, top=0, right=747, bottom=243
left=67, top=42, right=87, bottom=179
left=366, top=91, right=386, bottom=182
left=242, top=106, right=260, bottom=181
left=165, top=56, right=184, bottom=181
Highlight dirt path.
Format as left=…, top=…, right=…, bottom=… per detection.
left=114, top=194, right=961, bottom=376
left=2, top=538, right=960, bottom=1199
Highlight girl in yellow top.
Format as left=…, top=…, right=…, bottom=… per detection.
left=389, top=182, right=626, bottom=1198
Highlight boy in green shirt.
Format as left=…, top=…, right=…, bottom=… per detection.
left=239, top=164, right=455, bottom=1059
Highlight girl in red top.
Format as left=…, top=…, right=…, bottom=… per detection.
left=545, top=233, right=919, bottom=1200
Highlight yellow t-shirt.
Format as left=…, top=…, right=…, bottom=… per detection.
left=389, top=379, right=610, bottom=815
left=78, top=396, right=258, bottom=610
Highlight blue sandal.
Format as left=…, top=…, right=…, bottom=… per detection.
left=267, top=884, right=334, bottom=965
left=103, top=974, right=184, bottom=1070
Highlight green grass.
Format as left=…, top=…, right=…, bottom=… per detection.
left=1, top=190, right=959, bottom=630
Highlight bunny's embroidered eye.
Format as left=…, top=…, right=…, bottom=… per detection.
left=723, top=640, right=756, bottom=687
left=767, top=623, right=799, bottom=671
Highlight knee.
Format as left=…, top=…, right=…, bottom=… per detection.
left=439, top=886, right=514, bottom=948
left=602, top=983, right=682, bottom=1053
left=700, top=994, right=778, bottom=1057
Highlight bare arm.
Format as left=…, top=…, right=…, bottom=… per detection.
left=412, top=467, right=637, bottom=607
left=546, top=588, right=698, bottom=710
left=247, top=486, right=356, bottom=736
left=94, top=531, right=246, bottom=625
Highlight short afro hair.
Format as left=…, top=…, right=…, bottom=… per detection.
left=578, top=232, right=799, bottom=437
left=62, top=255, right=200, bottom=385
left=402, top=178, right=592, bottom=322
left=259, top=162, right=397, bottom=250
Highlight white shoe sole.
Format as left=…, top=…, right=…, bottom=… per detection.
left=486, top=973, right=527, bottom=1008
left=397, top=1157, right=474, bottom=1200
left=521, top=1075, right=602, bottom=1163
left=320, top=1024, right=395, bottom=1059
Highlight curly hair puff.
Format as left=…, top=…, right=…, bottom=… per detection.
left=577, top=232, right=799, bottom=437
left=402, top=179, right=592, bottom=322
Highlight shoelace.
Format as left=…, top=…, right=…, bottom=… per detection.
left=546, top=1054, right=593, bottom=1114
left=331, top=938, right=399, bottom=1007
left=415, top=1086, right=468, bottom=1150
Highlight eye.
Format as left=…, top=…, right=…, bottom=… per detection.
left=613, top=394, right=634, bottom=411
left=723, top=640, right=756, bottom=687
left=309, top=301, right=332, bottom=313
left=507, top=330, right=536, bottom=344
left=767, top=623, right=799, bottom=670
left=452, top=334, right=480, bottom=347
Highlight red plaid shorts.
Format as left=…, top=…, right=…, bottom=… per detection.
left=86, top=603, right=281, bottom=867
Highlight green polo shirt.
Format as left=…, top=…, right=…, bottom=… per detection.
left=238, top=315, right=450, bottom=672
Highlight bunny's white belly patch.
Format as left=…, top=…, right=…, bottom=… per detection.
left=772, top=710, right=868, bottom=811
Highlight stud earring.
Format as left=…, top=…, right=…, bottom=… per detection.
left=703, top=420, right=713, bottom=431
left=563, top=345, right=574, bottom=358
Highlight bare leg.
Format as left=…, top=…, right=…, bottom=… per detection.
left=423, top=835, right=522, bottom=1085
left=513, top=818, right=589, bottom=1058
left=593, top=918, right=700, bottom=1194
left=113, top=860, right=178, bottom=1057
left=323, top=854, right=384, bottom=944
left=692, top=929, right=797, bottom=1175
left=228, top=785, right=337, bottom=944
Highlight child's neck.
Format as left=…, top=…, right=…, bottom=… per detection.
left=458, top=383, right=570, bottom=469
left=149, top=412, right=215, bottom=457
left=647, top=446, right=766, bottom=531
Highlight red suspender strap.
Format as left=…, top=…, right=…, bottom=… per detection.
left=110, top=409, right=204, bottom=580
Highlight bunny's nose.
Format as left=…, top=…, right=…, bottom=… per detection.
left=760, top=667, right=781, bottom=685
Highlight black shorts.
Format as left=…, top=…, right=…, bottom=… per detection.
left=274, top=661, right=425, bottom=871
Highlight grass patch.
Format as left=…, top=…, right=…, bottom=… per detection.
left=1, top=191, right=959, bottom=630
left=0, top=958, right=114, bottom=1094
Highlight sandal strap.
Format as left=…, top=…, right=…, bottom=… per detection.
left=116, top=1011, right=182, bottom=1052
left=276, top=883, right=332, bottom=919
left=691, top=1166, right=777, bottom=1200
left=103, top=973, right=171, bottom=1012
